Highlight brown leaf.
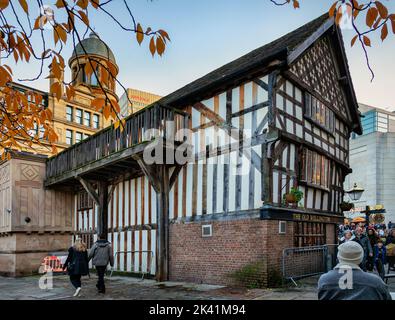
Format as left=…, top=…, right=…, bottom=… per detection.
left=158, top=29, right=170, bottom=42
left=57, top=25, right=67, bottom=44
left=18, top=0, right=28, bottom=13
left=50, top=82, right=62, bottom=100
left=381, top=23, right=388, bottom=41
left=366, top=7, right=378, bottom=28
left=55, top=0, right=66, bottom=8
left=363, top=35, right=371, bottom=47
left=77, top=0, right=89, bottom=10
left=373, top=17, right=382, bottom=29
left=136, top=23, right=144, bottom=45
left=149, top=37, right=156, bottom=56
left=103, top=104, right=111, bottom=119
left=0, top=0, right=9, bottom=10
left=78, top=10, right=89, bottom=26
left=51, top=58, right=62, bottom=80
left=91, top=98, right=106, bottom=111
left=351, top=35, right=358, bottom=47
left=375, top=1, right=388, bottom=19
left=156, top=37, right=165, bottom=56
left=90, top=0, right=100, bottom=9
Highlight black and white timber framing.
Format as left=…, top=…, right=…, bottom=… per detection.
left=44, top=13, right=362, bottom=281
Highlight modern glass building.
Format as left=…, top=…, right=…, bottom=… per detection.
left=346, top=103, right=395, bottom=223
left=352, top=103, right=395, bottom=138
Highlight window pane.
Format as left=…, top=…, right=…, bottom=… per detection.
left=75, top=132, right=83, bottom=143
left=93, top=114, right=99, bottom=129
left=66, top=106, right=73, bottom=121
left=76, top=109, right=83, bottom=124
left=84, top=111, right=91, bottom=127
left=305, top=93, right=311, bottom=117
left=91, top=71, right=98, bottom=86
left=66, top=130, right=73, bottom=145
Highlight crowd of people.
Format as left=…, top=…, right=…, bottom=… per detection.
left=317, top=221, right=395, bottom=300
left=337, top=221, right=395, bottom=278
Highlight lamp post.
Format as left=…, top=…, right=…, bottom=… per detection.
left=345, top=183, right=365, bottom=225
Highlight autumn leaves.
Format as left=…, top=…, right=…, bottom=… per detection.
left=0, top=0, right=170, bottom=159
left=136, top=23, right=170, bottom=57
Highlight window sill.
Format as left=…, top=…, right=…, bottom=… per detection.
left=304, top=116, right=335, bottom=137
left=299, top=180, right=330, bottom=192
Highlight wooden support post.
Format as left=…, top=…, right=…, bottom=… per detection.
left=98, top=181, right=109, bottom=239
left=156, top=164, right=170, bottom=282
left=134, top=149, right=183, bottom=282
left=75, top=176, right=110, bottom=239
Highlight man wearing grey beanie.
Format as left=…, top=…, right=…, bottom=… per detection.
left=318, top=241, right=392, bottom=300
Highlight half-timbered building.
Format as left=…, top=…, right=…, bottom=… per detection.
left=1, top=13, right=362, bottom=284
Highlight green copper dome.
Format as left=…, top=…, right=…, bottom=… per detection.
left=70, top=32, right=116, bottom=65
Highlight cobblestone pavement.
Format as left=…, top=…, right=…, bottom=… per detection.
left=0, top=274, right=394, bottom=300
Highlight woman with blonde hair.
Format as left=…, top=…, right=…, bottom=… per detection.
left=63, top=237, right=89, bottom=297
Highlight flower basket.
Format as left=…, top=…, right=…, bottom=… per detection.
left=285, top=194, right=297, bottom=203
left=340, top=202, right=354, bottom=212
left=283, top=187, right=303, bottom=206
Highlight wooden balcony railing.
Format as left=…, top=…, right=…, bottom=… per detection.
left=45, top=104, right=190, bottom=182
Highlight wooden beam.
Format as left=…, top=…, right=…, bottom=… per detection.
left=253, top=78, right=269, bottom=91
left=231, top=101, right=269, bottom=118
left=132, top=156, right=160, bottom=193
left=156, top=165, right=170, bottom=282
left=255, top=113, right=269, bottom=135
left=97, top=181, right=109, bottom=238
left=75, top=176, right=100, bottom=207
left=193, top=101, right=262, bottom=173
left=287, top=18, right=334, bottom=65
left=169, top=165, right=183, bottom=190
left=107, top=183, right=116, bottom=204
left=44, top=140, right=149, bottom=187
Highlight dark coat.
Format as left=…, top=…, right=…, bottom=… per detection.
left=353, top=234, right=373, bottom=258
left=386, top=235, right=395, bottom=245
left=318, top=266, right=392, bottom=300
left=64, top=247, right=89, bottom=276
left=374, top=245, right=387, bottom=265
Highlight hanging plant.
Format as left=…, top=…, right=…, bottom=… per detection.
left=283, top=187, right=303, bottom=205
left=340, top=201, right=354, bottom=212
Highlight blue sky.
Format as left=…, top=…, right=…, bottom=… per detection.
left=7, top=0, right=395, bottom=110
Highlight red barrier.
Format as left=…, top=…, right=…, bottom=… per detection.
left=41, top=256, right=65, bottom=273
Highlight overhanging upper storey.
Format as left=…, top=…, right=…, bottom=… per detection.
left=45, top=104, right=190, bottom=188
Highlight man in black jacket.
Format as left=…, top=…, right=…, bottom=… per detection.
left=353, top=226, right=373, bottom=271
left=88, top=234, right=114, bottom=294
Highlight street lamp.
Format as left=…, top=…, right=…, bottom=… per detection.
left=345, top=183, right=368, bottom=226
left=345, top=183, right=364, bottom=201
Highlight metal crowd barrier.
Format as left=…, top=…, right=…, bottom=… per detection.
left=282, top=245, right=337, bottom=286
left=110, top=250, right=154, bottom=280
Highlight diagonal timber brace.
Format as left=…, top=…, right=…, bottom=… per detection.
left=75, top=176, right=109, bottom=238
left=133, top=153, right=183, bottom=282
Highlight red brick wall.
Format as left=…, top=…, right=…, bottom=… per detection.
left=326, top=224, right=336, bottom=244
left=169, top=218, right=294, bottom=286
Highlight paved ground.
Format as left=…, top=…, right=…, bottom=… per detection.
left=0, top=273, right=394, bottom=300
left=0, top=273, right=318, bottom=300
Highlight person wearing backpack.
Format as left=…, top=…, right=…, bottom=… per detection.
left=63, top=238, right=89, bottom=297
left=88, top=234, right=114, bottom=294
